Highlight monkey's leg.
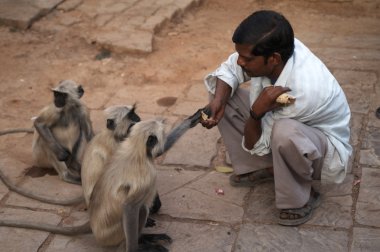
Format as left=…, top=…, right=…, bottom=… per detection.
left=149, top=193, right=161, bottom=214
left=33, top=136, right=80, bottom=184
left=66, top=132, right=87, bottom=175
left=145, top=193, right=161, bottom=227
left=121, top=203, right=140, bottom=252
left=32, top=138, right=53, bottom=168
left=51, top=156, right=81, bottom=185
left=135, top=205, right=171, bottom=252
left=62, top=130, right=85, bottom=177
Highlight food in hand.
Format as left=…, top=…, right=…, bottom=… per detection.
left=201, top=110, right=209, bottom=121
left=276, top=93, right=296, bottom=104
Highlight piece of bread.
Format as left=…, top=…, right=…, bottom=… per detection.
left=276, top=93, right=296, bottom=104
left=201, top=110, right=209, bottom=120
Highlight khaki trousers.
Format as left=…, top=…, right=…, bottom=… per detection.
left=216, top=88, right=328, bottom=208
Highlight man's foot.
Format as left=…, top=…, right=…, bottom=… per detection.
left=278, top=189, right=321, bottom=226
left=229, top=168, right=273, bottom=187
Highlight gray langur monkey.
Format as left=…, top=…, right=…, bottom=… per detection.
left=32, top=80, right=94, bottom=185
left=81, top=104, right=141, bottom=206
left=0, top=80, right=93, bottom=205
left=81, top=104, right=160, bottom=226
left=0, top=108, right=204, bottom=251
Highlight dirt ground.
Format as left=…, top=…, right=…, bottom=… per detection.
left=0, top=0, right=379, bottom=167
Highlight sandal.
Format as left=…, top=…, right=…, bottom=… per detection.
left=229, top=168, right=273, bottom=187
left=278, top=189, right=321, bottom=226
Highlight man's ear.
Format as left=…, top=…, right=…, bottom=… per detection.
left=271, top=52, right=282, bottom=65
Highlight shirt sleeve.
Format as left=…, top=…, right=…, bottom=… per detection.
left=204, top=52, right=250, bottom=97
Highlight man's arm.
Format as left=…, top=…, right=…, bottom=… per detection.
left=243, top=86, right=291, bottom=149
left=201, top=78, right=232, bottom=129
left=243, top=116, right=262, bottom=150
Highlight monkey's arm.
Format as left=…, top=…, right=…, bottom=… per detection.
left=156, top=108, right=203, bottom=157
left=34, top=118, right=70, bottom=161
left=81, top=107, right=94, bottom=141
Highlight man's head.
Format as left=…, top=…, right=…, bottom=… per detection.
left=232, top=10, right=294, bottom=79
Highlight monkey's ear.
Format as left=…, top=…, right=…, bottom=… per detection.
left=127, top=107, right=141, bottom=122
left=106, top=119, right=116, bottom=130
left=77, top=85, right=84, bottom=98
left=146, top=135, right=158, bottom=157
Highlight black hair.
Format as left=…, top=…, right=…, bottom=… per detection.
left=232, top=10, right=294, bottom=63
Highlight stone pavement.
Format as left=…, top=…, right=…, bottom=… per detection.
left=0, top=0, right=380, bottom=252
left=0, top=0, right=202, bottom=53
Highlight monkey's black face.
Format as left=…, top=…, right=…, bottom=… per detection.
left=127, top=109, right=141, bottom=123
left=146, top=135, right=158, bottom=158
left=53, top=91, right=67, bottom=108
left=106, top=119, right=116, bottom=130
left=126, top=110, right=141, bottom=136
left=77, top=85, right=84, bottom=98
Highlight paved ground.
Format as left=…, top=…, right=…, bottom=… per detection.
left=0, top=0, right=379, bottom=251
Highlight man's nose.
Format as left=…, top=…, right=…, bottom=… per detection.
left=237, top=57, right=245, bottom=67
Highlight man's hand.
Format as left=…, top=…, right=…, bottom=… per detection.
left=251, top=86, right=291, bottom=118
left=200, top=78, right=232, bottom=129
left=200, top=100, right=226, bottom=129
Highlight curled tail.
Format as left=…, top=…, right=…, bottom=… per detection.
left=0, top=219, right=91, bottom=235
left=0, top=128, right=34, bottom=136
left=0, top=168, right=84, bottom=206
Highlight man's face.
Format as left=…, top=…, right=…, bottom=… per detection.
left=235, top=43, right=275, bottom=78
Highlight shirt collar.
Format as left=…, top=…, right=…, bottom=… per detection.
left=273, top=38, right=299, bottom=87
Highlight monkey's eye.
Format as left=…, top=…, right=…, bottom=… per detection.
left=107, top=119, right=116, bottom=130
left=53, top=91, right=67, bottom=99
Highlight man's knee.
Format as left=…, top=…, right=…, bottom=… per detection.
left=271, top=119, right=300, bottom=149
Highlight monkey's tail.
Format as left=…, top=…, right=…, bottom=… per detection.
left=0, top=219, right=92, bottom=235
left=0, top=169, right=84, bottom=206
left=0, top=128, right=34, bottom=136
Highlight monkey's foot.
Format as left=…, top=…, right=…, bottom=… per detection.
left=149, top=194, right=162, bottom=214
left=145, top=217, right=156, bottom=228
left=139, top=233, right=172, bottom=245
left=62, top=173, right=82, bottom=185
left=137, top=243, right=169, bottom=252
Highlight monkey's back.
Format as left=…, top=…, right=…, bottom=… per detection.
left=81, top=130, right=119, bottom=206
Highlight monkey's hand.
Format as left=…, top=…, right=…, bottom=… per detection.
left=55, top=147, right=71, bottom=162
left=66, top=158, right=82, bottom=173
left=187, top=107, right=211, bottom=128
